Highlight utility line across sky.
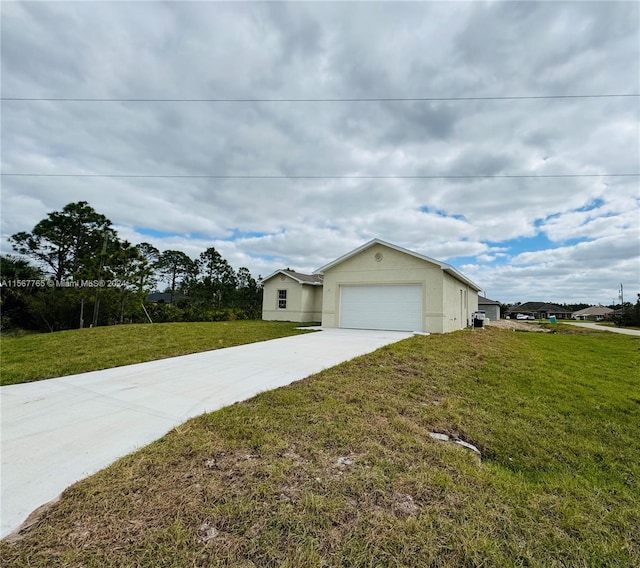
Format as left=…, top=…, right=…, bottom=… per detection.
left=2, top=94, right=638, bottom=102
left=1, top=173, right=638, bottom=179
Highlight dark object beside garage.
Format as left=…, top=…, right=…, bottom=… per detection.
left=472, top=311, right=485, bottom=328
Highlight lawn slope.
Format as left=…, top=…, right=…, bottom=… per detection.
left=1, top=327, right=638, bottom=567
left=0, top=321, right=313, bottom=385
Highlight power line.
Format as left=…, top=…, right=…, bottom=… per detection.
left=2, top=94, right=638, bottom=103
left=2, top=173, right=638, bottom=179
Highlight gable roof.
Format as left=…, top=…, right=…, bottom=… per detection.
left=478, top=296, right=501, bottom=306
left=313, top=238, right=481, bottom=291
left=572, top=306, right=614, bottom=316
left=262, top=269, right=323, bottom=286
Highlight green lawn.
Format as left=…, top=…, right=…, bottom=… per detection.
left=1, top=326, right=638, bottom=567
left=0, top=321, right=313, bottom=386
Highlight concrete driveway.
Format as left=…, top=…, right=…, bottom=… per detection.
left=563, top=321, right=640, bottom=336
left=1, top=328, right=413, bottom=539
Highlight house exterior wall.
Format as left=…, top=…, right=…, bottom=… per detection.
left=300, top=285, right=323, bottom=322
left=479, top=304, right=501, bottom=321
left=442, top=272, right=479, bottom=333
left=320, top=243, right=474, bottom=333
left=262, top=274, right=319, bottom=322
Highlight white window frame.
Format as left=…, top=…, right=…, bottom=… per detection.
left=277, top=289, right=287, bottom=309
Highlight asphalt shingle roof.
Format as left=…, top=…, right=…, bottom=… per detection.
left=281, top=270, right=324, bottom=284
left=507, top=302, right=572, bottom=314
left=572, top=306, right=614, bottom=316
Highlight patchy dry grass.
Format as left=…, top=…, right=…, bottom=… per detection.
left=1, top=327, right=638, bottom=567
left=0, top=321, right=313, bottom=385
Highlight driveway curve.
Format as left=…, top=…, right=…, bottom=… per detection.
left=1, top=328, right=413, bottom=539
left=563, top=321, right=640, bottom=336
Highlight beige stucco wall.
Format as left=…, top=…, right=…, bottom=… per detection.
left=262, top=274, right=322, bottom=322
left=303, top=285, right=323, bottom=321
left=320, top=243, right=479, bottom=333
left=442, top=271, right=479, bottom=333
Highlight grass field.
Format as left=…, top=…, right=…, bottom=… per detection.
left=1, top=326, right=639, bottom=567
left=0, top=321, right=313, bottom=386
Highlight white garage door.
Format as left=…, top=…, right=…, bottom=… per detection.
left=339, top=285, right=423, bottom=331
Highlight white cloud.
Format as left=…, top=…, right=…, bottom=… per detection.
left=464, top=230, right=639, bottom=303
left=1, top=1, right=638, bottom=305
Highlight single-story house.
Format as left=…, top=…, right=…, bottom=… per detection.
left=478, top=296, right=501, bottom=321
left=262, top=239, right=481, bottom=333
left=506, top=302, right=572, bottom=320
left=260, top=269, right=324, bottom=323
left=572, top=306, right=614, bottom=320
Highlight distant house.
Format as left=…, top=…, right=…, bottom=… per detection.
left=262, top=239, right=481, bottom=333
left=147, top=292, right=186, bottom=304
left=507, top=302, right=572, bottom=320
left=478, top=296, right=501, bottom=321
left=572, top=306, right=614, bottom=321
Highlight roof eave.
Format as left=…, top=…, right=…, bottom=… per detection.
left=261, top=269, right=304, bottom=285
left=315, top=238, right=446, bottom=274
left=262, top=269, right=323, bottom=286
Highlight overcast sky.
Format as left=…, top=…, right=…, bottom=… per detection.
left=2, top=1, right=638, bottom=305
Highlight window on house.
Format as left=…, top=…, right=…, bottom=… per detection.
left=278, top=289, right=287, bottom=309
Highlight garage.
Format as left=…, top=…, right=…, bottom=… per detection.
left=339, top=284, right=423, bottom=331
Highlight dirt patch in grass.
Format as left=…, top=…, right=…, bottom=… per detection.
left=2, top=327, right=638, bottom=567
left=486, top=319, right=550, bottom=332
left=487, top=319, right=610, bottom=336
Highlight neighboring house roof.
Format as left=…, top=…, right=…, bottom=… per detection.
left=313, top=238, right=482, bottom=291
left=478, top=296, right=501, bottom=306
left=262, top=269, right=324, bottom=286
left=147, top=292, right=186, bottom=303
left=507, top=302, right=572, bottom=314
left=572, top=306, right=614, bottom=317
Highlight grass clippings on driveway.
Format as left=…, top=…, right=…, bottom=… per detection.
left=0, top=321, right=313, bottom=385
left=1, top=326, right=639, bottom=567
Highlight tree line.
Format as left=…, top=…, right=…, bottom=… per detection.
left=1, top=202, right=263, bottom=333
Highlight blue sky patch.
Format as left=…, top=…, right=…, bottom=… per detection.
left=419, top=206, right=466, bottom=221
left=222, top=229, right=268, bottom=241
left=247, top=252, right=277, bottom=263
left=576, top=197, right=605, bottom=212
left=446, top=255, right=479, bottom=268
left=487, top=234, right=587, bottom=258
left=135, top=227, right=228, bottom=240
left=134, top=227, right=184, bottom=239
